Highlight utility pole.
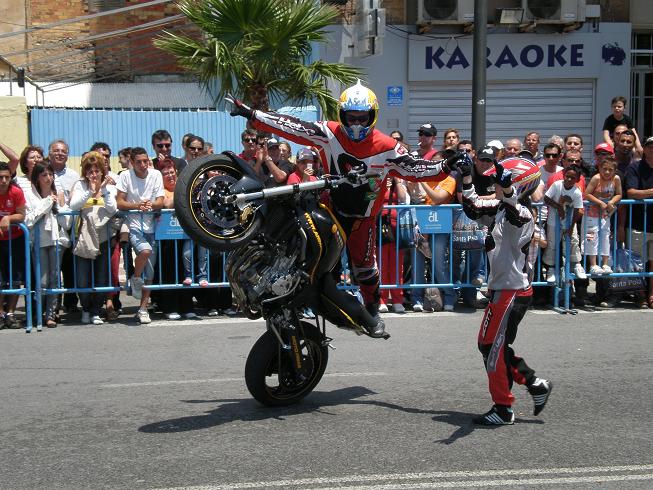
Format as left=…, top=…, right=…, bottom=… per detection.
left=471, top=0, right=487, bottom=149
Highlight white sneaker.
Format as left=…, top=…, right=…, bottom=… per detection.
left=573, top=263, right=587, bottom=280
left=546, top=270, right=556, bottom=283
left=207, top=309, right=219, bottom=317
left=166, top=312, right=181, bottom=320
left=378, top=303, right=388, bottom=313
left=601, top=264, right=613, bottom=274
left=413, top=302, right=424, bottom=312
left=392, top=303, right=405, bottom=313
left=81, top=311, right=90, bottom=324
left=589, top=265, right=604, bottom=275
left=131, top=276, right=144, bottom=300
left=136, top=309, right=151, bottom=324
left=91, top=315, right=103, bottom=325
left=184, top=312, right=199, bottom=319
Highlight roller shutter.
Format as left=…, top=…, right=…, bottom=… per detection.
left=408, top=80, right=595, bottom=155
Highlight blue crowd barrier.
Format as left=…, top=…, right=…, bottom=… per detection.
left=9, top=198, right=652, bottom=329
left=0, top=223, right=32, bottom=331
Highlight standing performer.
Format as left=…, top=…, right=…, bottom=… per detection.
left=454, top=153, right=553, bottom=425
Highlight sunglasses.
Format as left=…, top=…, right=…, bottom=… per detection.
left=156, top=143, right=171, bottom=149
left=188, top=146, right=203, bottom=152
left=418, top=131, right=433, bottom=137
left=544, top=153, right=560, bottom=158
left=345, top=115, right=369, bottom=124
left=565, top=158, right=581, bottom=163
left=243, top=138, right=256, bottom=143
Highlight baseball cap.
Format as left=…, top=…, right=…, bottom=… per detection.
left=477, top=146, right=496, bottom=162
left=418, top=123, right=437, bottom=137
left=643, top=136, right=653, bottom=147
left=296, top=147, right=314, bottom=161
left=267, top=137, right=279, bottom=148
left=487, top=139, right=504, bottom=151
left=594, top=142, right=614, bottom=154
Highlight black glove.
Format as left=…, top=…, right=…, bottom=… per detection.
left=225, top=93, right=253, bottom=119
left=443, top=151, right=472, bottom=177
left=346, top=165, right=366, bottom=184
left=493, top=162, right=512, bottom=188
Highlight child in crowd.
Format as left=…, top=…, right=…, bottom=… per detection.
left=602, top=96, right=641, bottom=152
left=543, top=165, right=586, bottom=283
left=582, top=157, right=622, bottom=275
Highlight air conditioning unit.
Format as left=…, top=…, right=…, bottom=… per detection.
left=522, top=0, right=586, bottom=24
left=417, top=0, right=475, bottom=24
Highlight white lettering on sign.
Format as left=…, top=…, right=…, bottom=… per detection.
left=428, top=211, right=438, bottom=223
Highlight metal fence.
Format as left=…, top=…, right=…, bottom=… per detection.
left=2, top=200, right=651, bottom=332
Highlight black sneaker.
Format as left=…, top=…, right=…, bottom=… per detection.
left=528, top=378, right=552, bottom=416
left=4, top=314, right=21, bottom=329
left=473, top=405, right=514, bottom=425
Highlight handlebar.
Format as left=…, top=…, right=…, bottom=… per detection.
left=224, top=172, right=382, bottom=208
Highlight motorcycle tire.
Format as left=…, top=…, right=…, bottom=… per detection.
left=174, top=154, right=262, bottom=251
left=245, top=322, right=329, bottom=406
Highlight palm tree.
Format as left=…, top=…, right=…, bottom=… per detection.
left=155, top=0, right=363, bottom=119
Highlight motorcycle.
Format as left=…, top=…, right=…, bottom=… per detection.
left=174, top=151, right=388, bottom=406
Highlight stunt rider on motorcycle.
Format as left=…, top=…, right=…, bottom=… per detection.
left=227, top=81, right=460, bottom=337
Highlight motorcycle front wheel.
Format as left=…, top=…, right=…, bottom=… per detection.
left=245, top=322, right=329, bottom=406
left=174, top=154, right=262, bottom=251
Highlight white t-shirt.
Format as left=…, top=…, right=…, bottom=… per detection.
left=116, top=168, right=164, bottom=233
left=545, top=179, right=583, bottom=226
left=539, top=165, right=562, bottom=191
left=54, top=166, right=81, bottom=203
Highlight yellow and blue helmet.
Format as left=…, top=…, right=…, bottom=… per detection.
left=337, top=80, right=379, bottom=142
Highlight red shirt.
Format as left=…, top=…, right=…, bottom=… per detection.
left=0, top=184, right=26, bottom=240
left=286, top=171, right=317, bottom=185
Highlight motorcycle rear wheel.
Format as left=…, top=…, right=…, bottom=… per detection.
left=174, top=154, right=262, bottom=251
left=245, top=322, right=329, bottom=406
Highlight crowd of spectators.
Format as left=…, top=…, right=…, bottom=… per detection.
left=0, top=96, right=652, bottom=330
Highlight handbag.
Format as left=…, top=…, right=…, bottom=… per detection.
left=452, top=208, right=486, bottom=250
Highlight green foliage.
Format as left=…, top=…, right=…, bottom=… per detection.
left=155, top=0, right=363, bottom=117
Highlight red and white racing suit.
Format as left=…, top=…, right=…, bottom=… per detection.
left=251, top=111, right=449, bottom=306
left=461, top=181, right=539, bottom=407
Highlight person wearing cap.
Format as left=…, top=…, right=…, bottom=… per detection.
left=286, top=147, right=317, bottom=184
left=486, top=140, right=505, bottom=160
left=623, top=136, right=653, bottom=308
left=452, top=146, right=495, bottom=309
left=594, top=142, right=614, bottom=168
left=263, top=137, right=293, bottom=186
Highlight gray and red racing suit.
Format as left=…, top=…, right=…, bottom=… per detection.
left=251, top=111, right=450, bottom=306
left=461, top=181, right=539, bottom=407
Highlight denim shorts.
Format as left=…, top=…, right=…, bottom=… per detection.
left=129, top=229, right=157, bottom=281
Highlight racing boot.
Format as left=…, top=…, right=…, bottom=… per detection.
left=364, top=303, right=386, bottom=338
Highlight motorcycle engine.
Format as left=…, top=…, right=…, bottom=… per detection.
left=227, top=239, right=303, bottom=316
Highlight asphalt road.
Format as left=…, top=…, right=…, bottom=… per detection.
left=1, top=307, right=652, bottom=489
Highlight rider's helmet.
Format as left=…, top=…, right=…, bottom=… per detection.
left=483, top=155, right=541, bottom=199
left=337, top=80, right=379, bottom=142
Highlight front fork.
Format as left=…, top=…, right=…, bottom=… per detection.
left=267, top=310, right=305, bottom=373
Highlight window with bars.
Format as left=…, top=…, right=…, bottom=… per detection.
left=631, top=33, right=653, bottom=139
left=87, top=0, right=126, bottom=12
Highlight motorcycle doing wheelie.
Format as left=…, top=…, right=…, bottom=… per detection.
left=174, top=151, right=388, bottom=406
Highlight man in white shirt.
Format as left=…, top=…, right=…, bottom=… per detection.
left=48, top=139, right=81, bottom=313
left=116, top=147, right=165, bottom=324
